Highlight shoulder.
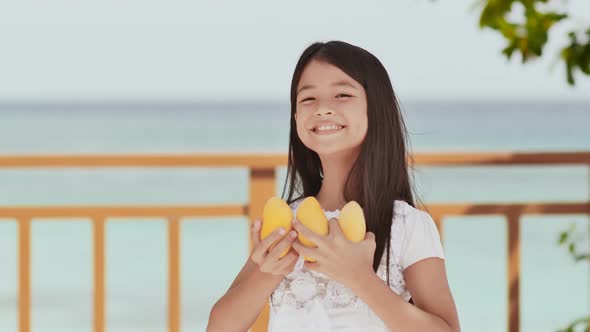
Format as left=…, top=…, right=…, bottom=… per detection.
left=393, top=200, right=430, bottom=220
left=392, top=200, right=445, bottom=270
left=392, top=200, right=438, bottom=232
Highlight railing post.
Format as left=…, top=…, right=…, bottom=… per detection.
left=18, top=217, right=31, bottom=332
left=507, top=211, right=521, bottom=332
left=248, top=167, right=276, bottom=332
left=168, top=217, right=181, bottom=332
left=93, top=217, right=106, bottom=332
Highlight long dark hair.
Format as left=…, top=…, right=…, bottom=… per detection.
left=281, top=40, right=422, bottom=287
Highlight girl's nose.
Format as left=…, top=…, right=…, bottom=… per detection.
left=314, top=107, right=334, bottom=117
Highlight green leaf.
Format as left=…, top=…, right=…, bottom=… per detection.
left=502, top=43, right=518, bottom=59
left=580, top=41, right=590, bottom=74
left=474, top=1, right=587, bottom=85
left=566, top=58, right=575, bottom=85
left=558, top=231, right=568, bottom=245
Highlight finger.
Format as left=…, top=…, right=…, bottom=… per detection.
left=268, top=231, right=298, bottom=259
left=263, top=250, right=298, bottom=276
left=363, top=232, right=377, bottom=253
left=281, top=249, right=299, bottom=263
left=250, top=219, right=261, bottom=247
left=292, top=218, right=326, bottom=246
left=259, top=227, right=288, bottom=253
left=328, top=218, right=345, bottom=238
left=275, top=250, right=299, bottom=271
left=252, top=226, right=285, bottom=261
left=292, top=240, right=320, bottom=261
left=364, top=231, right=376, bottom=242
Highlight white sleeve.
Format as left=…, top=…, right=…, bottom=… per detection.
left=399, top=209, right=445, bottom=271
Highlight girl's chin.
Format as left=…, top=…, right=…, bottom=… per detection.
left=311, top=145, right=359, bottom=157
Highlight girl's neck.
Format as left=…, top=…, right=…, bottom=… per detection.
left=315, top=147, right=360, bottom=212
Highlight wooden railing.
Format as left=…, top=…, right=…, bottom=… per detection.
left=1, top=152, right=589, bottom=332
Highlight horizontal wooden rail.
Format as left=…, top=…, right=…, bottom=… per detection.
left=0, top=202, right=587, bottom=220
left=0, top=154, right=289, bottom=168
left=1, top=151, right=590, bottom=168
left=0, top=205, right=248, bottom=219
left=412, top=151, right=590, bottom=165
left=426, top=202, right=590, bottom=216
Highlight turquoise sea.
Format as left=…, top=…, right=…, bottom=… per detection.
left=0, top=101, right=588, bottom=332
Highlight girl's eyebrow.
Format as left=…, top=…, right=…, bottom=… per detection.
left=297, top=80, right=358, bottom=96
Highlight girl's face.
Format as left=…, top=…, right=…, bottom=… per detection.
left=294, top=60, right=368, bottom=156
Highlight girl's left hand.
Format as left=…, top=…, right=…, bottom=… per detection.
left=291, top=217, right=377, bottom=289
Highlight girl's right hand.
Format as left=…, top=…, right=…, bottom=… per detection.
left=249, top=219, right=299, bottom=276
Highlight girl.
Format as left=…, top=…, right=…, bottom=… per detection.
left=208, top=41, right=461, bottom=332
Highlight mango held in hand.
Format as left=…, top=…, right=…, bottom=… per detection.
left=338, top=201, right=366, bottom=243
left=260, top=197, right=293, bottom=258
left=295, top=196, right=329, bottom=262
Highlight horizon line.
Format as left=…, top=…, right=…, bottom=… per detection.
left=0, top=99, right=588, bottom=111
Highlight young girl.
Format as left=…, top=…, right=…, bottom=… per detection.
left=208, top=41, right=461, bottom=332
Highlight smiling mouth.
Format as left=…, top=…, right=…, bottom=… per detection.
left=312, top=125, right=346, bottom=135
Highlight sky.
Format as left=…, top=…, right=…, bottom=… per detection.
left=0, top=0, right=589, bottom=103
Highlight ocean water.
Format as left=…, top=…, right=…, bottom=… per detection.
left=0, top=102, right=588, bottom=332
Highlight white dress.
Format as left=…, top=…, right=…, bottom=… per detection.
left=267, top=198, right=445, bottom=332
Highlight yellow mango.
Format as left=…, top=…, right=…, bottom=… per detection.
left=338, top=201, right=366, bottom=243
left=295, top=196, right=329, bottom=262
left=260, top=196, right=293, bottom=258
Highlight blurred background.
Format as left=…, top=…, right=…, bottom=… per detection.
left=0, top=1, right=589, bottom=332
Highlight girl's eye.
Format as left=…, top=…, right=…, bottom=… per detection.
left=299, top=94, right=351, bottom=103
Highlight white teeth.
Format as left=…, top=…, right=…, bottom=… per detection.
left=314, top=125, right=343, bottom=132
